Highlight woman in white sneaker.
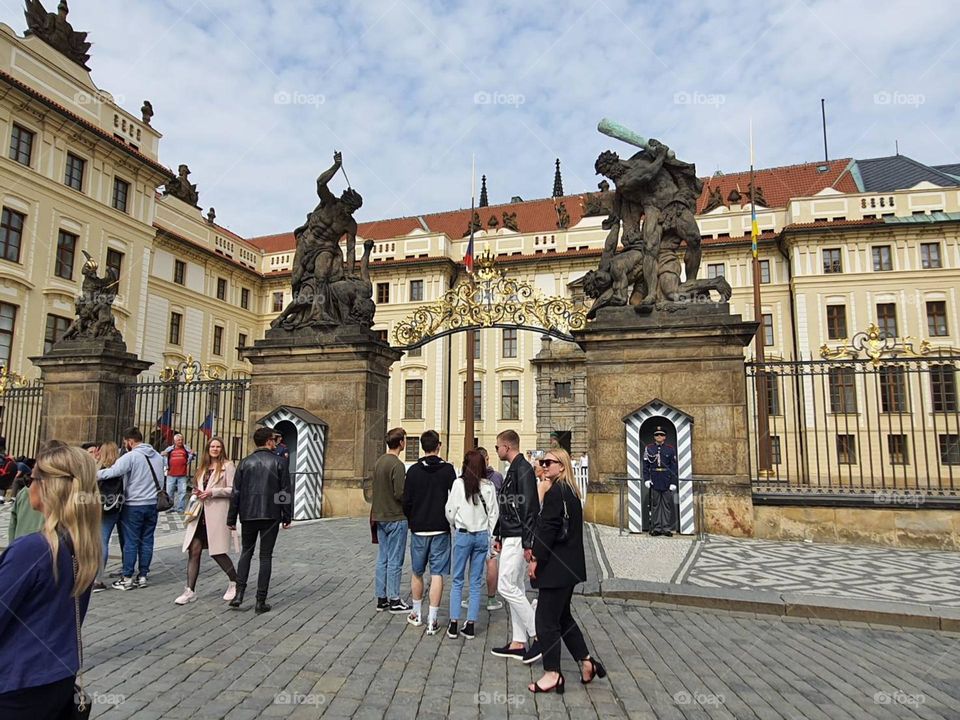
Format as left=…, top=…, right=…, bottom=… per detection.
left=444, top=449, right=499, bottom=640
left=175, top=438, right=239, bottom=605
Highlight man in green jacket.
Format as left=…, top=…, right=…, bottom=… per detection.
left=371, top=427, right=412, bottom=615
left=8, top=485, right=44, bottom=541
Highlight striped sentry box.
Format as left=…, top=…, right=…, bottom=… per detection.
left=623, top=400, right=694, bottom=535
left=256, top=406, right=327, bottom=520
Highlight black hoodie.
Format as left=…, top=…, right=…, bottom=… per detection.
left=402, top=455, right=456, bottom=533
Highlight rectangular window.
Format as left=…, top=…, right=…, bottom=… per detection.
left=405, top=436, right=420, bottom=462
left=106, top=248, right=123, bottom=280
left=64, top=152, right=85, bottom=191
left=472, top=333, right=480, bottom=360
left=408, top=345, right=422, bottom=358
left=240, top=288, right=250, bottom=310
left=55, top=230, right=77, bottom=280
left=823, top=248, right=842, bottom=274
left=376, top=329, right=389, bottom=344
left=707, top=263, right=725, bottom=279
left=762, top=314, right=774, bottom=346
left=237, top=332, right=247, bottom=360
left=930, top=364, right=957, bottom=412
left=879, top=366, right=907, bottom=413
left=502, top=328, right=518, bottom=358
left=174, top=259, right=186, bottom=285
left=872, top=245, right=893, bottom=271
left=826, top=305, right=847, bottom=340
left=410, top=279, right=424, bottom=302
left=770, top=436, right=782, bottom=465
left=9, top=124, right=34, bottom=166
left=920, top=243, right=942, bottom=269
left=888, top=434, right=909, bottom=465
left=759, top=259, right=771, bottom=284
left=763, top=371, right=780, bottom=415
left=836, top=434, right=857, bottom=464
left=927, top=301, right=948, bottom=337
left=231, top=388, right=245, bottom=421
left=554, top=381, right=572, bottom=400
left=377, top=282, right=390, bottom=304
left=44, top=313, right=70, bottom=354
left=213, top=326, right=224, bottom=355
left=501, top=379, right=520, bottom=420
left=0, top=303, right=16, bottom=366
left=0, top=207, right=25, bottom=263
left=404, top=379, right=423, bottom=419
left=169, top=311, right=182, bottom=345
left=216, top=277, right=227, bottom=301
left=876, top=303, right=897, bottom=339
left=828, top=367, right=857, bottom=414
left=463, top=380, right=481, bottom=421
left=231, top=437, right=242, bottom=460
left=272, top=291, right=284, bottom=312
left=940, top=434, right=960, bottom=465
left=112, top=177, right=130, bottom=212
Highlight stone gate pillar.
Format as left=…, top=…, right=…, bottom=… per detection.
left=242, top=327, right=401, bottom=518
left=573, top=305, right=758, bottom=537
left=32, top=339, right=152, bottom=446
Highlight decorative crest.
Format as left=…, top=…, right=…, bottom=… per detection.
left=0, top=367, right=28, bottom=395
left=160, top=355, right=222, bottom=383
left=393, top=248, right=587, bottom=347
left=820, top=323, right=958, bottom=366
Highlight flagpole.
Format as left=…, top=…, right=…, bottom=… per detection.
left=464, top=155, right=477, bottom=457
left=750, top=120, right=772, bottom=475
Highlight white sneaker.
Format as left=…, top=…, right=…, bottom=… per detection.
left=407, top=612, right=423, bottom=627
left=174, top=587, right=196, bottom=605
left=223, top=582, right=237, bottom=602
left=136, top=576, right=148, bottom=588
left=111, top=577, right=135, bottom=591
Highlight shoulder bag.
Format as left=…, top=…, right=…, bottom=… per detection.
left=144, top=454, right=173, bottom=512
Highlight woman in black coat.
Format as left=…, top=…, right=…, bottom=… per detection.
left=526, top=448, right=606, bottom=694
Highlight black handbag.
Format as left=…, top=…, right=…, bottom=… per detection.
left=70, top=553, right=91, bottom=720
left=144, top=454, right=173, bottom=512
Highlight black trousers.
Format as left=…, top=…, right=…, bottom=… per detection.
left=535, top=584, right=590, bottom=673
left=236, top=519, right=281, bottom=601
left=650, top=488, right=674, bottom=533
left=0, top=676, right=74, bottom=719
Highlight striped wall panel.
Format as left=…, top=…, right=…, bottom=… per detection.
left=259, top=408, right=326, bottom=520
left=623, top=401, right=695, bottom=535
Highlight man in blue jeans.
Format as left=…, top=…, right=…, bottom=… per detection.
left=371, top=428, right=412, bottom=615
left=97, top=426, right=164, bottom=590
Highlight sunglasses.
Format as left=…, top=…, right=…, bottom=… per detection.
left=538, top=459, right=560, bottom=468
left=25, top=472, right=72, bottom=487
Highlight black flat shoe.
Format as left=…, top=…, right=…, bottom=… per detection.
left=581, top=657, right=607, bottom=684
left=255, top=600, right=271, bottom=614
left=228, top=584, right=245, bottom=608
left=529, top=673, right=564, bottom=694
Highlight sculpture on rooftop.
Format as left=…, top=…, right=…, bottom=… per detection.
left=271, top=152, right=375, bottom=332
left=163, top=164, right=199, bottom=207
left=141, top=100, right=154, bottom=125
left=61, top=251, right=123, bottom=344
left=24, top=0, right=91, bottom=71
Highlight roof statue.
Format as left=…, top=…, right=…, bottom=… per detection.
left=24, top=0, right=91, bottom=71
left=163, top=164, right=200, bottom=207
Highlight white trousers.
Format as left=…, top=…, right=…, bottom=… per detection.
left=497, top=536, right=536, bottom=643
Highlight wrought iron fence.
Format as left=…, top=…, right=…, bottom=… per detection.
left=114, top=368, right=251, bottom=461
left=0, top=379, right=43, bottom=458
left=746, top=354, right=960, bottom=502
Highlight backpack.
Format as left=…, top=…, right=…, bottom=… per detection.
left=0, top=456, right=17, bottom=490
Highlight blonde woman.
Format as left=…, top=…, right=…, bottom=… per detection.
left=0, top=442, right=102, bottom=718
left=175, top=437, right=239, bottom=604
left=93, top=440, right=121, bottom=592
left=526, top=448, right=605, bottom=694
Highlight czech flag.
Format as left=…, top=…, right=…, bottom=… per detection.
left=156, top=406, right=175, bottom=447
left=464, top=233, right=474, bottom=274
left=199, top=412, right=214, bottom=440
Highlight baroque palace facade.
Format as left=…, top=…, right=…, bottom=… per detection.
left=1, top=18, right=959, bottom=467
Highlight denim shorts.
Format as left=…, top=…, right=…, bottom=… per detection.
left=410, top=532, right=451, bottom=576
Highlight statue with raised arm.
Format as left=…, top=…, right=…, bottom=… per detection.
left=24, top=1, right=91, bottom=71
left=61, top=251, right=123, bottom=344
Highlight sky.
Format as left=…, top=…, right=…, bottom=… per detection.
left=15, top=0, right=959, bottom=238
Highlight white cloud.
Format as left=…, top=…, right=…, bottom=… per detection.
left=40, top=0, right=960, bottom=237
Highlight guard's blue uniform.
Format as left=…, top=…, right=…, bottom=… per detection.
left=642, top=441, right=678, bottom=533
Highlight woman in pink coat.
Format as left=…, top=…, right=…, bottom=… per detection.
left=175, top=437, right=239, bottom=604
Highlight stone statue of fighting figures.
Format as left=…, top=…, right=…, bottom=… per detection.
left=61, top=251, right=123, bottom=344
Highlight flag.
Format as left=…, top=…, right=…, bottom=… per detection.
left=464, top=234, right=475, bottom=273
left=156, top=406, right=174, bottom=447
left=199, top=412, right=214, bottom=440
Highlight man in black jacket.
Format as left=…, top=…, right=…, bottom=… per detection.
left=402, top=430, right=456, bottom=635
left=490, top=429, right=542, bottom=663
left=227, top=426, right=292, bottom=614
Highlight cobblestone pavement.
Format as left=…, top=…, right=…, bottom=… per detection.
left=76, top=518, right=960, bottom=719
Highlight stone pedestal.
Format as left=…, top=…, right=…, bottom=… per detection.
left=31, top=339, right=152, bottom=446
left=573, top=304, right=758, bottom=537
left=243, top=326, right=401, bottom=518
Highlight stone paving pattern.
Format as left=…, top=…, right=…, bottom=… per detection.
left=75, top=518, right=960, bottom=719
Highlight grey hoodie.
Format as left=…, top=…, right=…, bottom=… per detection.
left=97, top=443, right=164, bottom=507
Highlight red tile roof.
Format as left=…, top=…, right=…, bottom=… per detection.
left=697, top=158, right=858, bottom=213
